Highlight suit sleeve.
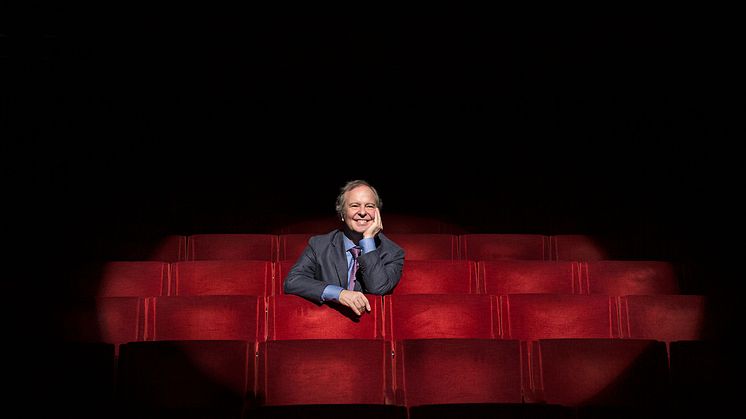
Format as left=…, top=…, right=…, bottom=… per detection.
left=356, top=244, right=405, bottom=295
left=283, top=246, right=328, bottom=302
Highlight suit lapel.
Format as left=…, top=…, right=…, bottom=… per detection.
left=332, top=231, right=349, bottom=288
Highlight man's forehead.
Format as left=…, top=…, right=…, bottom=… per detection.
left=345, top=187, right=376, bottom=203
left=346, top=186, right=372, bottom=196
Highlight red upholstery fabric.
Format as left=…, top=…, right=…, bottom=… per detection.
left=386, top=294, right=499, bottom=340
left=460, top=234, right=548, bottom=261
left=278, top=234, right=313, bottom=261
left=95, top=262, right=169, bottom=297
left=620, top=295, right=707, bottom=341
left=172, top=260, right=272, bottom=296
left=258, top=339, right=390, bottom=405
left=393, top=260, right=478, bottom=294
left=267, top=295, right=383, bottom=340
left=187, top=234, right=277, bottom=261
left=385, top=234, right=459, bottom=260
left=550, top=235, right=608, bottom=261
left=149, top=296, right=263, bottom=341
left=395, top=339, right=523, bottom=406
left=119, top=340, right=254, bottom=412
left=146, top=235, right=187, bottom=262
left=276, top=260, right=295, bottom=295
left=62, top=297, right=144, bottom=346
left=501, top=294, right=619, bottom=340
left=530, top=339, right=668, bottom=407
left=581, top=261, right=679, bottom=295
left=479, top=261, right=579, bottom=295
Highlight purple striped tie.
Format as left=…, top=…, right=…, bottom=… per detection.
left=348, top=247, right=361, bottom=291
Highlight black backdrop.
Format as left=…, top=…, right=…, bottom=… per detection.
left=8, top=7, right=740, bottom=348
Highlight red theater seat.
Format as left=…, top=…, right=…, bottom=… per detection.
left=148, top=296, right=263, bottom=341
left=394, top=339, right=523, bottom=406
left=267, top=295, right=383, bottom=340
left=385, top=234, right=459, bottom=260
left=393, top=260, right=478, bottom=294
left=386, top=294, right=499, bottom=340
left=581, top=261, right=679, bottom=295
left=278, top=234, right=314, bottom=261
left=171, top=260, right=272, bottom=296
left=460, top=234, right=548, bottom=261
left=619, top=295, right=708, bottom=342
left=62, top=297, right=144, bottom=350
left=479, top=261, right=579, bottom=295
left=500, top=294, right=619, bottom=340
left=118, top=340, right=254, bottom=415
left=187, top=234, right=277, bottom=261
left=276, top=260, right=295, bottom=295
left=550, top=235, right=608, bottom=261
left=529, top=339, right=668, bottom=408
left=257, top=339, right=390, bottom=405
left=82, top=262, right=170, bottom=297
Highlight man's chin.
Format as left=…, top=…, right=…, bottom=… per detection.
left=343, top=226, right=365, bottom=236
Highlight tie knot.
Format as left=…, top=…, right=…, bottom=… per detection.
left=349, top=247, right=361, bottom=259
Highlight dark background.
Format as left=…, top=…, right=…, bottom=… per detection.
left=7, top=9, right=740, bottom=330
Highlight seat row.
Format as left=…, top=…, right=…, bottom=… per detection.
left=63, top=338, right=724, bottom=416
left=77, top=259, right=679, bottom=297
left=62, top=294, right=709, bottom=350
left=133, top=233, right=627, bottom=262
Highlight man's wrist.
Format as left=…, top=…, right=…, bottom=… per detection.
left=321, top=285, right=343, bottom=302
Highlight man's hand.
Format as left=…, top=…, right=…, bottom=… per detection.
left=363, top=208, right=383, bottom=239
left=338, top=290, right=371, bottom=316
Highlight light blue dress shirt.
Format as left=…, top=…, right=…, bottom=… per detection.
left=321, top=235, right=376, bottom=301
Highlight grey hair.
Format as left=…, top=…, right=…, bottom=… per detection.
left=335, top=180, right=382, bottom=218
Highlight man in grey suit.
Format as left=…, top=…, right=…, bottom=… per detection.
left=284, top=180, right=405, bottom=315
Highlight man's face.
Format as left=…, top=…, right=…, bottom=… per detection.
left=343, top=185, right=378, bottom=234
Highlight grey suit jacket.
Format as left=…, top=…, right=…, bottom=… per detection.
left=283, top=230, right=405, bottom=302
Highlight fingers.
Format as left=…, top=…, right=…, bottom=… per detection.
left=355, top=294, right=370, bottom=315
left=351, top=301, right=366, bottom=315
left=339, top=290, right=370, bottom=316
left=363, top=208, right=383, bottom=238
